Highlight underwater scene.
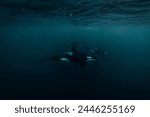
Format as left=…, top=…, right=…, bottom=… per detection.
left=0, top=0, right=150, bottom=99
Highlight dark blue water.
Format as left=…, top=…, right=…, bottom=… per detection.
left=0, top=0, right=150, bottom=99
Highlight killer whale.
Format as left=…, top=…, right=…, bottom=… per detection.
left=40, top=43, right=96, bottom=69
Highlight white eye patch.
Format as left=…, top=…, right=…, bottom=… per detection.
left=60, top=58, right=70, bottom=62
left=86, top=56, right=92, bottom=59
left=65, top=52, right=73, bottom=56
left=86, top=56, right=96, bottom=62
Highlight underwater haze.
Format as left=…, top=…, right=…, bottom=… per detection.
left=0, top=0, right=150, bottom=99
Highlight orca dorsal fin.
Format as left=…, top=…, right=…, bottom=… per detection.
left=71, top=44, right=77, bottom=53
left=70, top=40, right=80, bottom=54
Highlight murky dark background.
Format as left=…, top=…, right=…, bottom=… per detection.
left=0, top=0, right=150, bottom=99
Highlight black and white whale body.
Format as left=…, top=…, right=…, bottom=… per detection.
left=40, top=44, right=96, bottom=69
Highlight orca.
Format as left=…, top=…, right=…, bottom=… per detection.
left=40, top=43, right=96, bottom=69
